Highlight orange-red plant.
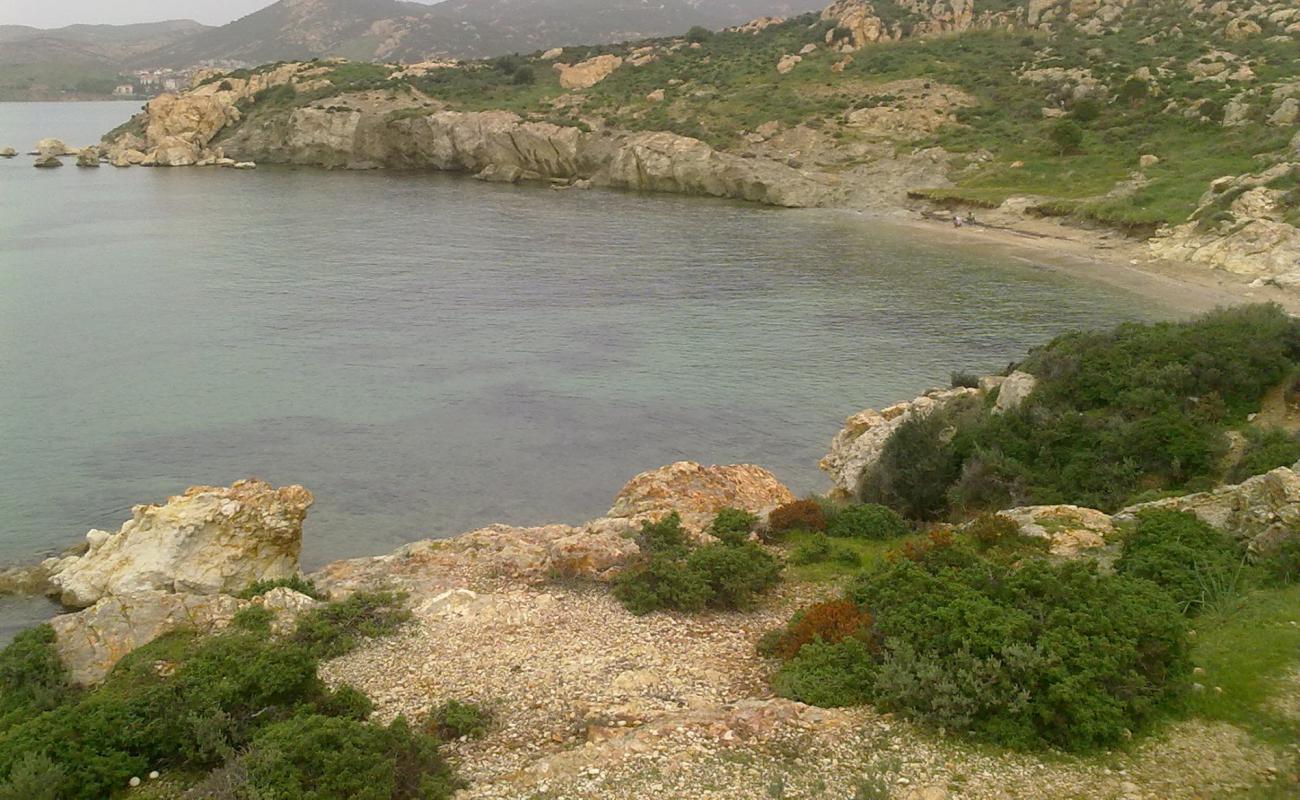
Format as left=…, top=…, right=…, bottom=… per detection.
left=775, top=599, right=874, bottom=660
left=767, top=499, right=828, bottom=533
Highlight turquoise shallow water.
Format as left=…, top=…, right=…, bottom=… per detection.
left=0, top=102, right=1175, bottom=634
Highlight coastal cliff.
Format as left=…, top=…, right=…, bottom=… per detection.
left=93, top=0, right=1300, bottom=289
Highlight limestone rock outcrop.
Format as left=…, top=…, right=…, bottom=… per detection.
left=843, top=80, right=976, bottom=140
left=50, top=587, right=319, bottom=685
left=995, top=505, right=1115, bottom=558
left=1117, top=466, right=1300, bottom=555
left=994, top=370, right=1038, bottom=413
left=75, top=147, right=100, bottom=167
left=554, top=54, right=622, bottom=90
left=34, top=138, right=76, bottom=156
left=607, top=461, right=795, bottom=533
left=821, top=386, right=983, bottom=496
left=45, top=479, right=313, bottom=609
left=603, top=131, right=830, bottom=208
left=206, top=102, right=829, bottom=208
left=33, top=155, right=63, bottom=168
left=50, top=590, right=243, bottom=684
left=1149, top=163, right=1300, bottom=288
left=312, top=516, right=640, bottom=598
left=0, top=146, right=16, bottom=158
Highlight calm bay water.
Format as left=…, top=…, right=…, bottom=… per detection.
left=1, top=102, right=1175, bottom=632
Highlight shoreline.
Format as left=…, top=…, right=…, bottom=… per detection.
left=844, top=207, right=1300, bottom=317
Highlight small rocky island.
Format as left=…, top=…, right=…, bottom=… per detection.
left=2, top=305, right=1298, bottom=799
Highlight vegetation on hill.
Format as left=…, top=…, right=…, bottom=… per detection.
left=856, top=303, right=1300, bottom=517
left=0, top=592, right=462, bottom=799
left=178, top=2, right=1300, bottom=237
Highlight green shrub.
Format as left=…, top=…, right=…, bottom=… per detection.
left=614, top=514, right=781, bottom=614
left=789, top=533, right=861, bottom=567
left=1228, top=426, right=1300, bottom=483
left=1116, top=510, right=1244, bottom=614
left=1262, top=537, right=1300, bottom=585
left=1050, top=119, right=1084, bottom=154
left=238, top=575, right=322, bottom=600
left=291, top=591, right=411, bottom=659
left=775, top=546, right=1190, bottom=751
left=244, top=714, right=458, bottom=800
left=950, top=371, right=982, bottom=389
left=826, top=504, right=911, bottom=540
left=962, top=513, right=1049, bottom=561
left=708, top=507, right=758, bottom=545
left=633, top=512, right=691, bottom=554
left=0, top=591, right=435, bottom=800
left=897, top=306, right=1300, bottom=517
left=0, top=752, right=63, bottom=800
left=429, top=700, right=491, bottom=740
left=686, top=542, right=782, bottom=610
left=860, top=412, right=963, bottom=520
left=686, top=26, right=713, bottom=44
left=0, top=625, right=72, bottom=732
left=512, top=65, right=536, bottom=86
left=232, top=604, right=275, bottom=634
left=773, top=638, right=876, bottom=708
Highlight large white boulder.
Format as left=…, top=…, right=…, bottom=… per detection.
left=46, top=479, right=313, bottom=609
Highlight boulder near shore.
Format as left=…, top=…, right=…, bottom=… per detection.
left=44, top=478, right=313, bottom=608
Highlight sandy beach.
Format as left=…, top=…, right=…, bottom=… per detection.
left=877, top=209, right=1300, bottom=316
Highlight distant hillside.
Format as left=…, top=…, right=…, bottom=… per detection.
left=0, top=20, right=211, bottom=100
left=0, top=20, right=210, bottom=66
left=138, top=0, right=827, bottom=67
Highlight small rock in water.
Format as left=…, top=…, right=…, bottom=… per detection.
left=232, top=161, right=257, bottom=170
left=0, top=146, right=16, bottom=158
left=33, top=155, right=63, bottom=169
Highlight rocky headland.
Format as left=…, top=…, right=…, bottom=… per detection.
left=70, top=0, right=1300, bottom=296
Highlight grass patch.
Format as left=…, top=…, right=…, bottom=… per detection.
left=1183, top=582, right=1300, bottom=744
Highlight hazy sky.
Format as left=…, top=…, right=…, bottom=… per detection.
left=3, top=1, right=436, bottom=29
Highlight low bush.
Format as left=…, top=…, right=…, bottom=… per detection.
left=708, top=507, right=758, bottom=545
left=291, top=590, right=412, bottom=659
left=1262, top=537, right=1300, bottom=585
left=950, top=371, right=982, bottom=389
left=859, top=412, right=963, bottom=520
left=789, top=533, right=861, bottom=568
left=1116, top=510, right=1244, bottom=614
left=768, top=599, right=874, bottom=660
left=614, top=513, right=782, bottom=615
left=238, top=574, right=322, bottom=600
left=429, top=700, right=491, bottom=740
left=243, top=713, right=457, bottom=800
left=767, top=499, right=828, bottom=534
left=772, top=637, right=876, bottom=708
left=1228, top=426, right=1300, bottom=484
left=826, top=504, right=911, bottom=540
left=962, top=514, right=1049, bottom=562
left=0, top=625, right=73, bottom=732
left=774, top=543, right=1190, bottom=750
left=0, top=593, right=443, bottom=799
